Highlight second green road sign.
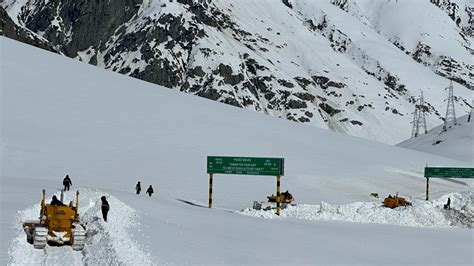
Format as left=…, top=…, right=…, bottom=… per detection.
left=424, top=167, right=474, bottom=178
left=207, top=156, right=284, bottom=176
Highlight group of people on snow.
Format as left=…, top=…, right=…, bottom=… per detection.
left=135, top=181, right=154, bottom=197
left=54, top=174, right=110, bottom=222
left=51, top=175, right=156, bottom=223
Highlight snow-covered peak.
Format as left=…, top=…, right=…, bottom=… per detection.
left=2, top=0, right=473, bottom=144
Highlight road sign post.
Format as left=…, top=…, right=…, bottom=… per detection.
left=426, top=177, right=429, bottom=201
left=424, top=167, right=474, bottom=200
left=208, top=173, right=213, bottom=208
left=276, top=175, right=281, bottom=215
left=207, top=156, right=285, bottom=215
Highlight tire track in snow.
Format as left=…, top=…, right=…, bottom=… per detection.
left=8, top=188, right=155, bottom=265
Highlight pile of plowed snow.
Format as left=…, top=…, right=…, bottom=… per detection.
left=240, top=192, right=473, bottom=228
left=8, top=189, right=154, bottom=265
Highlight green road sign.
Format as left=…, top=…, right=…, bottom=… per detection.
left=424, top=167, right=474, bottom=178
left=207, top=156, right=284, bottom=176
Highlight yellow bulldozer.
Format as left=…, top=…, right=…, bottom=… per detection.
left=22, top=189, right=86, bottom=250
left=382, top=194, right=412, bottom=209
left=267, top=190, right=295, bottom=204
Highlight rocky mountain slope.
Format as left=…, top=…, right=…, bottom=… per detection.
left=1, top=6, right=57, bottom=52
left=2, top=0, right=473, bottom=144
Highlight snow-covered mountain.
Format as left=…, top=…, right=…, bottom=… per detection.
left=2, top=0, right=473, bottom=144
left=398, top=114, right=474, bottom=162
left=2, top=36, right=473, bottom=265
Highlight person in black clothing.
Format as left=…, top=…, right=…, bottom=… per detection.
left=146, top=185, right=154, bottom=197
left=135, top=181, right=141, bottom=195
left=101, top=196, right=110, bottom=222
left=63, top=175, right=72, bottom=191
left=50, top=195, right=65, bottom=206
left=444, top=197, right=451, bottom=210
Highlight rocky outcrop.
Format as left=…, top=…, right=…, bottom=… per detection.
left=1, top=7, right=57, bottom=53
left=430, top=0, right=473, bottom=37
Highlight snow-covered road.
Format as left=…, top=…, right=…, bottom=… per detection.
left=8, top=189, right=155, bottom=265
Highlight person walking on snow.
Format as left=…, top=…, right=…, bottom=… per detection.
left=63, top=175, right=72, bottom=191
left=135, top=181, right=141, bottom=195
left=146, top=185, right=154, bottom=197
left=101, top=196, right=110, bottom=222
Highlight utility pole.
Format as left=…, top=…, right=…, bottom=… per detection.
left=443, top=80, right=457, bottom=131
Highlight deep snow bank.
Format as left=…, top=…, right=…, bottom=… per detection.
left=241, top=192, right=473, bottom=229
left=8, top=188, right=155, bottom=265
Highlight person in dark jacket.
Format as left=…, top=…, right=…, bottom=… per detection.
left=63, top=175, right=72, bottom=191
left=135, top=181, right=141, bottom=195
left=146, top=185, right=154, bottom=197
left=50, top=195, right=64, bottom=206
left=444, top=197, right=451, bottom=210
left=101, top=196, right=110, bottom=222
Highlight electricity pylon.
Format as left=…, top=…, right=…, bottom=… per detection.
left=443, top=80, right=457, bottom=131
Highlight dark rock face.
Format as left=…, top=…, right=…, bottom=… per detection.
left=213, top=64, right=244, bottom=86
left=1, top=7, right=57, bottom=53
left=350, top=120, right=363, bottom=126
left=287, top=99, right=307, bottom=109
left=319, top=103, right=341, bottom=116
left=14, top=0, right=143, bottom=57
left=28, top=0, right=142, bottom=57
left=282, top=0, right=293, bottom=9
left=312, top=75, right=346, bottom=90
left=412, top=43, right=432, bottom=65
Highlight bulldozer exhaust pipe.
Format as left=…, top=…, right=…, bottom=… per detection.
left=41, top=189, right=46, bottom=218
left=75, top=191, right=79, bottom=221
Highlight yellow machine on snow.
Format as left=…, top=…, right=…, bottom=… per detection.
left=382, top=194, right=412, bottom=208
left=22, top=189, right=86, bottom=250
left=267, top=190, right=295, bottom=204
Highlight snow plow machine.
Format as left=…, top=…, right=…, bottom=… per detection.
left=22, top=189, right=86, bottom=250
left=382, top=194, right=412, bottom=209
left=267, top=191, right=295, bottom=204
left=253, top=191, right=295, bottom=211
